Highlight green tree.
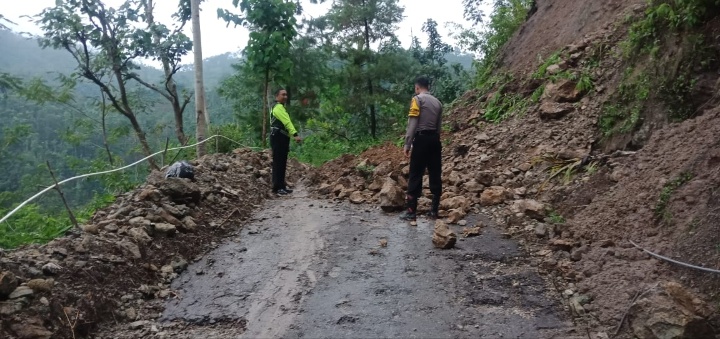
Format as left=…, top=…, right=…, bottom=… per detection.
left=324, top=0, right=404, bottom=138
left=219, top=0, right=298, bottom=146
left=140, top=0, right=194, bottom=145
left=36, top=0, right=166, bottom=169
left=422, top=19, right=453, bottom=67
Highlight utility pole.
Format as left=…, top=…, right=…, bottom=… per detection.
left=191, top=0, right=209, bottom=156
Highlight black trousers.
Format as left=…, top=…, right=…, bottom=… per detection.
left=270, top=131, right=290, bottom=191
left=407, top=133, right=442, bottom=209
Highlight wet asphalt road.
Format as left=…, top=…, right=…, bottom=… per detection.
left=161, top=189, right=577, bottom=338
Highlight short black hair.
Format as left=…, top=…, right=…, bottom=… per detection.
left=415, top=76, right=430, bottom=89
left=275, top=88, right=286, bottom=96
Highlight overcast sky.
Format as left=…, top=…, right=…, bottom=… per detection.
left=3, top=0, right=483, bottom=65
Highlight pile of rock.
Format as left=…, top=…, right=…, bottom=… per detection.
left=0, top=149, right=306, bottom=338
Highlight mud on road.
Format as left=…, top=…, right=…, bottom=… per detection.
left=102, top=188, right=582, bottom=338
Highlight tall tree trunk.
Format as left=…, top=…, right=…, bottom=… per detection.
left=113, top=68, right=159, bottom=170
left=363, top=13, right=377, bottom=139
left=191, top=0, right=209, bottom=156
left=262, top=68, right=270, bottom=147
left=128, top=113, right=157, bottom=169
left=145, top=0, right=187, bottom=145
left=100, top=90, right=113, bottom=166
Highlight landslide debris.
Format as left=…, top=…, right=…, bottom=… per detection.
left=0, top=149, right=305, bottom=338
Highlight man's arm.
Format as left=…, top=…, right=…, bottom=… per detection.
left=404, top=97, right=420, bottom=153
left=272, top=104, right=298, bottom=136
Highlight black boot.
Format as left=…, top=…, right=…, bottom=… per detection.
left=427, top=195, right=440, bottom=219
left=400, top=195, right=417, bottom=221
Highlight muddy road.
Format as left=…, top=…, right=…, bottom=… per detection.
left=106, top=188, right=581, bottom=338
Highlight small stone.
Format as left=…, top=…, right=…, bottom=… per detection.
left=154, top=223, right=177, bottom=235
left=129, top=320, right=149, bottom=330
left=433, top=220, right=457, bottom=249
left=457, top=220, right=468, bottom=226
left=0, top=271, right=18, bottom=297
left=171, top=257, right=188, bottom=273
left=349, top=191, right=365, bottom=204
left=462, top=227, right=482, bottom=238
left=125, top=307, right=137, bottom=320
left=80, top=224, right=99, bottom=234
left=599, top=239, right=615, bottom=248
left=27, top=279, right=53, bottom=293
left=181, top=216, right=198, bottom=232
left=0, top=300, right=24, bottom=315
left=9, top=286, right=34, bottom=299
left=42, top=262, right=62, bottom=276
left=534, top=224, right=548, bottom=238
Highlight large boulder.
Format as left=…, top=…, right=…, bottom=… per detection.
left=628, top=281, right=715, bottom=339
left=539, top=102, right=575, bottom=120
left=378, top=178, right=405, bottom=212
left=480, top=186, right=508, bottom=206
left=158, top=178, right=201, bottom=204
left=543, top=78, right=583, bottom=103
left=512, top=199, right=547, bottom=220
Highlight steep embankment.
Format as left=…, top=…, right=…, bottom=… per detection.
left=309, top=0, right=720, bottom=338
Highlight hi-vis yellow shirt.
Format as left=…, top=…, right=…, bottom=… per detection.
left=271, top=103, right=298, bottom=136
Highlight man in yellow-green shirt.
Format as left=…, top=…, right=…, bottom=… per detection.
left=270, top=89, right=302, bottom=195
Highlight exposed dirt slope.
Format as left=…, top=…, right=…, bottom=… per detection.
left=501, top=0, right=646, bottom=74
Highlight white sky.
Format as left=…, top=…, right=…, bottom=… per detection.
left=3, top=0, right=481, bottom=65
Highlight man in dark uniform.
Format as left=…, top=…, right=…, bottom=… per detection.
left=400, top=77, right=443, bottom=221
left=270, top=88, right=302, bottom=195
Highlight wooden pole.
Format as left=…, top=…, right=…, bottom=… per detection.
left=46, top=161, right=79, bottom=229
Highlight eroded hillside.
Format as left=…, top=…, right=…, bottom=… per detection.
left=309, top=0, right=720, bottom=337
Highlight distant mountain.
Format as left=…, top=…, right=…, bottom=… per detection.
left=445, top=50, right=475, bottom=70
left=0, top=29, right=238, bottom=89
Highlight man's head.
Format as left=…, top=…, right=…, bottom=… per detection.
left=414, top=76, right=430, bottom=94
left=275, top=88, right=288, bottom=104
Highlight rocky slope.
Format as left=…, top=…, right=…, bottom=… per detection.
left=308, top=0, right=720, bottom=338
left=0, top=150, right=306, bottom=338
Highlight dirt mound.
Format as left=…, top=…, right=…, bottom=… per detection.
left=500, top=0, right=645, bottom=75
left=307, top=142, right=408, bottom=205
left=0, top=149, right=306, bottom=338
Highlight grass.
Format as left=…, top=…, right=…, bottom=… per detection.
left=547, top=211, right=566, bottom=224
left=355, top=164, right=376, bottom=179
left=533, top=51, right=562, bottom=79
left=654, top=171, right=694, bottom=222
left=599, top=70, right=651, bottom=137
left=0, top=193, right=115, bottom=249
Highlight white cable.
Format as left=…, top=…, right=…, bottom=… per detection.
left=630, top=240, right=720, bottom=274
left=0, top=134, right=257, bottom=224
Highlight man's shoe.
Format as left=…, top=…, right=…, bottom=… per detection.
left=399, top=210, right=417, bottom=221
left=276, top=188, right=291, bottom=196
left=427, top=211, right=439, bottom=219
left=283, top=187, right=294, bottom=194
